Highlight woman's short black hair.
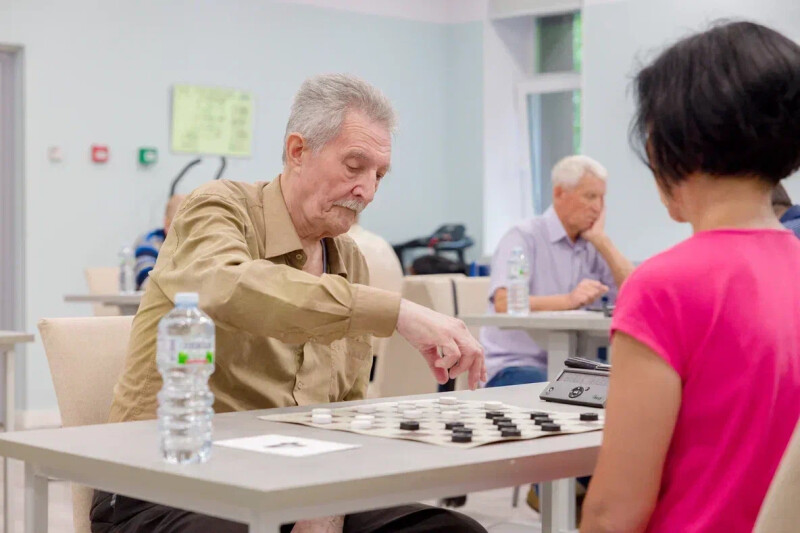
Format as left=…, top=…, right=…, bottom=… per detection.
left=631, top=21, right=800, bottom=190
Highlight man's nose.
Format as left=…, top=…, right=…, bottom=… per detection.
left=353, top=173, right=378, bottom=204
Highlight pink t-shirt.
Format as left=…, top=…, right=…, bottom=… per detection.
left=611, top=229, right=800, bottom=533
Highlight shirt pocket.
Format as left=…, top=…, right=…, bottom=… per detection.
left=329, top=335, right=373, bottom=400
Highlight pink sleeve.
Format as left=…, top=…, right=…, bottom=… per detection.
left=610, top=264, right=688, bottom=379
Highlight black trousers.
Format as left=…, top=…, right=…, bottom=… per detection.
left=90, top=491, right=486, bottom=533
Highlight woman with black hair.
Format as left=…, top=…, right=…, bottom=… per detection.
left=581, top=21, right=800, bottom=533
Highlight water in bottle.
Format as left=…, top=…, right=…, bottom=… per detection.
left=118, top=245, right=136, bottom=293
left=157, top=292, right=215, bottom=464
left=507, top=246, right=530, bottom=315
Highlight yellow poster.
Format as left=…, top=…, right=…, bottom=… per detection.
left=171, top=84, right=254, bottom=157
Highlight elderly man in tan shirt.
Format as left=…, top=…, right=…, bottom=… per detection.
left=90, top=75, right=487, bottom=533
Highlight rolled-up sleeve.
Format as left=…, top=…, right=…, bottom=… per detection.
left=152, top=193, right=401, bottom=345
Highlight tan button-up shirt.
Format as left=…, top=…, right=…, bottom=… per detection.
left=109, top=177, right=401, bottom=423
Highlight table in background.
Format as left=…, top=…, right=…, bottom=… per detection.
left=460, top=311, right=612, bottom=381
left=63, top=293, right=143, bottom=316
left=0, top=331, right=35, bottom=533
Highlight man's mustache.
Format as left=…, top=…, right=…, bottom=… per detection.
left=333, top=198, right=367, bottom=213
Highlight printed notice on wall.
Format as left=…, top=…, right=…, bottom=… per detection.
left=170, top=84, right=254, bottom=157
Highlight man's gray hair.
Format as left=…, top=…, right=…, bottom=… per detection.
left=551, top=155, right=608, bottom=188
left=282, top=73, right=397, bottom=163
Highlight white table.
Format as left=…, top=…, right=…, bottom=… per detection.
left=0, top=331, right=35, bottom=533
left=460, top=311, right=612, bottom=381
left=64, top=293, right=143, bottom=315
left=0, top=384, right=601, bottom=533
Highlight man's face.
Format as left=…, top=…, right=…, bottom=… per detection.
left=554, top=173, right=606, bottom=233
left=294, top=110, right=391, bottom=237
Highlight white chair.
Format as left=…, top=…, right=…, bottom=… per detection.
left=754, top=419, right=800, bottom=533
left=38, top=316, right=133, bottom=533
left=84, top=267, right=121, bottom=316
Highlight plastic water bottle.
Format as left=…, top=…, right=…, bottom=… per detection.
left=118, top=245, right=136, bottom=293
left=507, top=246, right=530, bottom=315
left=157, top=292, right=215, bottom=464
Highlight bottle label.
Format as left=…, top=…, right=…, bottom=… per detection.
left=160, top=338, right=214, bottom=365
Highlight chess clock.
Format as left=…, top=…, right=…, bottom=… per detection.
left=540, top=358, right=610, bottom=408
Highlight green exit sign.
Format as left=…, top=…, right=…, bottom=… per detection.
left=138, top=147, right=158, bottom=166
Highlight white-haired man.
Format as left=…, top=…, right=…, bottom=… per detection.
left=90, top=74, right=487, bottom=533
left=480, top=155, right=633, bottom=514
left=481, top=155, right=634, bottom=388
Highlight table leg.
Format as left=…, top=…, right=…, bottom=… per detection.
left=541, top=478, right=576, bottom=533
left=3, top=347, right=13, bottom=533
left=24, top=464, right=47, bottom=533
left=250, top=511, right=281, bottom=533
left=545, top=331, right=576, bottom=382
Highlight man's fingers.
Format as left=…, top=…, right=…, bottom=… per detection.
left=448, top=338, right=477, bottom=378
left=422, top=348, right=450, bottom=384
left=434, top=339, right=461, bottom=370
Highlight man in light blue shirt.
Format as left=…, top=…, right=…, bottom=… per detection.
left=133, top=194, right=186, bottom=290
left=481, top=155, right=635, bottom=386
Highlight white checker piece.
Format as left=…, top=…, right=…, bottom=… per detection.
left=260, top=399, right=604, bottom=449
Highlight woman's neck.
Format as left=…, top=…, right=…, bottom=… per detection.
left=677, top=174, right=783, bottom=233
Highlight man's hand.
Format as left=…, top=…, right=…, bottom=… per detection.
left=582, top=208, right=606, bottom=244
left=567, top=279, right=609, bottom=309
left=396, top=299, right=487, bottom=389
left=291, top=516, right=344, bottom=533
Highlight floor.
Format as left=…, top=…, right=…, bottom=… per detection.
left=3, top=459, right=541, bottom=532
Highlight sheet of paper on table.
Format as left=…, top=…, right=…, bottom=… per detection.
left=214, top=434, right=361, bottom=457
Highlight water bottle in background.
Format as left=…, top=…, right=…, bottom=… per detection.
left=118, top=245, right=136, bottom=293
left=157, top=292, right=215, bottom=464
left=507, top=246, right=530, bottom=315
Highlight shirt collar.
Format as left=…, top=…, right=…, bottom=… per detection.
left=544, top=206, right=569, bottom=244
left=261, top=175, right=349, bottom=278
left=543, top=206, right=587, bottom=249
left=781, top=205, right=800, bottom=224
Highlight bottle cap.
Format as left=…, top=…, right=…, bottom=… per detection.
left=174, top=292, right=199, bottom=306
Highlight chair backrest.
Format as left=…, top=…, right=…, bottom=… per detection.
left=754, top=419, right=800, bottom=533
left=451, top=276, right=491, bottom=390
left=370, top=275, right=464, bottom=398
left=348, top=225, right=404, bottom=295
left=84, top=267, right=121, bottom=316
left=38, top=316, right=133, bottom=533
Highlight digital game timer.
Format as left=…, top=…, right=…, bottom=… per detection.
left=539, top=357, right=611, bottom=408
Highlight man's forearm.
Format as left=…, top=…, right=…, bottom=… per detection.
left=494, top=289, right=573, bottom=313
left=590, top=235, right=635, bottom=288
left=530, top=294, right=573, bottom=311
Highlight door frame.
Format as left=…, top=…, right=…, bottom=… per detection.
left=0, top=45, right=26, bottom=416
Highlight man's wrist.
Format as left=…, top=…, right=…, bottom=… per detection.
left=560, top=293, right=577, bottom=310
left=586, top=232, right=610, bottom=249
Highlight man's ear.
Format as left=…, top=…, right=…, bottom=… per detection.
left=285, top=133, right=306, bottom=167
left=553, top=184, right=564, bottom=200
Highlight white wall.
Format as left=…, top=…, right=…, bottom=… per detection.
left=0, top=0, right=485, bottom=415
left=583, top=0, right=800, bottom=261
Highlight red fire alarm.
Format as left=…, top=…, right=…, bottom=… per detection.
left=91, top=144, right=109, bottom=163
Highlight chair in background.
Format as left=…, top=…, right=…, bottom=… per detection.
left=451, top=276, right=492, bottom=390
left=369, top=274, right=464, bottom=398
left=349, top=225, right=405, bottom=397
left=84, top=267, right=121, bottom=316
left=754, top=419, right=800, bottom=533
left=38, top=316, right=133, bottom=533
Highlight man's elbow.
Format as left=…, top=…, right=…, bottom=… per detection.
left=581, top=498, right=652, bottom=533
left=493, top=290, right=508, bottom=313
